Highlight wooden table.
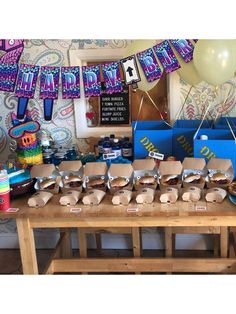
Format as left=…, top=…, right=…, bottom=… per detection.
left=1, top=194, right=236, bottom=274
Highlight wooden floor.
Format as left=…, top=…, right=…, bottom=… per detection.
left=0, top=249, right=215, bottom=274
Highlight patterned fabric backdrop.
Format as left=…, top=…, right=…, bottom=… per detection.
left=0, top=39, right=236, bottom=243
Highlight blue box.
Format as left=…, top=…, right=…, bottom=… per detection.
left=132, top=120, right=173, bottom=159
left=173, top=120, right=212, bottom=162
left=194, top=128, right=236, bottom=177
left=214, top=117, right=236, bottom=129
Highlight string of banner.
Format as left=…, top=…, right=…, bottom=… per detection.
left=0, top=39, right=198, bottom=121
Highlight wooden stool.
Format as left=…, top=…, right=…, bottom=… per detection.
left=78, top=227, right=142, bottom=274
left=165, top=227, right=222, bottom=258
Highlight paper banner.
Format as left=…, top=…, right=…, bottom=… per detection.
left=0, top=63, right=18, bottom=92
left=61, top=66, right=80, bottom=99
left=101, top=62, right=123, bottom=94
left=82, top=65, right=101, bottom=97
left=169, top=39, right=194, bottom=63
left=0, top=40, right=24, bottom=64
left=153, top=40, right=180, bottom=73
left=39, top=66, right=60, bottom=121
left=15, top=64, right=40, bottom=118
left=136, top=48, right=163, bottom=82
left=120, top=55, right=141, bottom=88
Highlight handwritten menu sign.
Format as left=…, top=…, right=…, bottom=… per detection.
left=100, top=83, right=130, bottom=125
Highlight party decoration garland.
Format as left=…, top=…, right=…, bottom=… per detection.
left=15, top=64, right=40, bottom=119
left=61, top=66, right=80, bottom=99
left=136, top=48, right=163, bottom=82
left=82, top=65, right=101, bottom=97
left=120, top=55, right=141, bottom=88
left=102, top=62, right=123, bottom=94
left=0, top=39, right=198, bottom=120
left=153, top=40, right=180, bottom=73
left=39, top=66, right=60, bottom=120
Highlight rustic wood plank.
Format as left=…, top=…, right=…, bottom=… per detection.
left=213, top=235, right=220, bottom=257
left=171, top=227, right=220, bottom=234
left=78, top=229, right=87, bottom=258
left=43, top=233, right=66, bottom=274
left=220, top=227, right=229, bottom=258
left=52, top=258, right=236, bottom=274
left=59, top=228, right=72, bottom=258
left=165, top=227, right=173, bottom=257
left=30, top=216, right=236, bottom=228
left=16, top=218, right=38, bottom=274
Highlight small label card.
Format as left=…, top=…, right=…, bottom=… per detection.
left=70, top=207, right=82, bottom=213
left=6, top=207, right=20, bottom=213
left=127, top=207, right=139, bottom=213
left=103, top=152, right=119, bottom=160
left=195, top=204, right=207, bottom=212
left=148, top=151, right=164, bottom=160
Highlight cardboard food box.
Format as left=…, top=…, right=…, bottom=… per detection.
left=206, top=158, right=234, bottom=189
left=30, top=164, right=61, bottom=194
left=132, top=159, right=158, bottom=191
left=159, top=160, right=183, bottom=190
left=108, top=164, right=133, bottom=194
left=58, top=160, right=83, bottom=192
left=83, top=162, right=108, bottom=192
left=182, top=157, right=207, bottom=189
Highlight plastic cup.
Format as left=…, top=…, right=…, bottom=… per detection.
left=0, top=190, right=10, bottom=211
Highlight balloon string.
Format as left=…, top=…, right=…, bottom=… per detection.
left=145, top=91, right=171, bottom=127
left=133, top=95, right=144, bottom=133
left=174, top=85, right=193, bottom=122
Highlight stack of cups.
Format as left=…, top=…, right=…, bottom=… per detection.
left=0, top=170, right=10, bottom=211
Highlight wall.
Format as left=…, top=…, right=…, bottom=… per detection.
left=0, top=39, right=236, bottom=250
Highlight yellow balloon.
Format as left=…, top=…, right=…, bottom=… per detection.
left=193, top=40, right=236, bottom=86
left=125, top=40, right=163, bottom=92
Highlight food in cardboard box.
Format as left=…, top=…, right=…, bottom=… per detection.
left=206, top=158, right=234, bottom=188
left=161, top=174, right=179, bottom=186
left=132, top=159, right=158, bottom=190
left=209, top=173, right=228, bottom=185
left=40, top=178, right=57, bottom=190
left=28, top=191, right=53, bottom=207
left=205, top=187, right=227, bottom=203
left=87, top=177, right=106, bottom=189
left=64, top=175, right=83, bottom=188
left=159, top=187, right=178, bottom=203
left=59, top=190, right=81, bottom=206
left=82, top=189, right=106, bottom=205
left=182, top=186, right=201, bottom=202
left=228, top=182, right=236, bottom=196
left=136, top=188, right=155, bottom=204
left=83, top=162, right=108, bottom=191
left=110, top=177, right=129, bottom=188
left=112, top=190, right=132, bottom=205
left=159, top=161, right=183, bottom=190
left=182, top=158, right=207, bottom=189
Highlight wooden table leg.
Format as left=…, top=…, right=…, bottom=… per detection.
left=132, top=227, right=141, bottom=274
left=213, top=234, right=219, bottom=257
left=78, top=229, right=87, bottom=258
left=165, top=227, right=173, bottom=257
left=220, top=227, right=229, bottom=258
left=60, top=228, right=72, bottom=258
left=95, top=234, right=102, bottom=254
left=16, top=218, right=38, bottom=275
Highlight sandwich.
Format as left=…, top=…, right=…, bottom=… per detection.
left=184, top=173, right=202, bottom=184
left=110, top=177, right=129, bottom=188
left=228, top=182, right=236, bottom=196
left=87, top=177, right=105, bottom=189
left=137, top=175, right=156, bottom=186
left=64, top=175, right=82, bottom=188
left=40, top=178, right=56, bottom=190
left=210, top=173, right=228, bottom=185
left=161, top=174, right=179, bottom=186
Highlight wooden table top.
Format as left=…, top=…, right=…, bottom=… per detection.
left=1, top=193, right=236, bottom=222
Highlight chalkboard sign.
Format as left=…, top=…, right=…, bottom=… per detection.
left=99, top=82, right=130, bottom=125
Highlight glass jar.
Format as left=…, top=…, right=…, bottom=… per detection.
left=43, top=152, right=53, bottom=164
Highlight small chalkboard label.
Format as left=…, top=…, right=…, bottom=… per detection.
left=100, top=82, right=130, bottom=125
